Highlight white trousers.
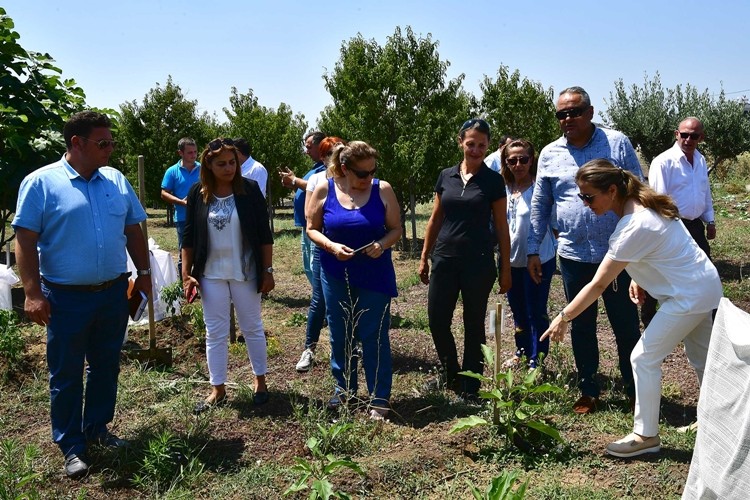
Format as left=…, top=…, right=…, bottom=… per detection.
left=631, top=309, right=713, bottom=436
left=200, top=278, right=267, bottom=385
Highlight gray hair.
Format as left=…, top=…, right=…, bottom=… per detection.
left=559, top=86, right=591, bottom=107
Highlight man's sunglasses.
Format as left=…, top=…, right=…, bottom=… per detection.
left=80, top=137, right=117, bottom=149
left=555, top=107, right=588, bottom=120
left=577, top=192, right=598, bottom=204
left=506, top=156, right=530, bottom=166
left=678, top=132, right=701, bottom=140
left=208, top=138, right=235, bottom=151
left=347, top=166, right=378, bottom=179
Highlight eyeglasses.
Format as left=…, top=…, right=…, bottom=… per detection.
left=459, top=118, right=490, bottom=134
left=506, top=156, right=530, bottom=166
left=346, top=166, right=378, bottom=179
left=80, top=137, right=117, bottom=149
left=678, top=131, right=701, bottom=140
left=208, top=138, right=234, bottom=151
left=555, top=107, right=588, bottom=120
left=577, top=192, right=599, bottom=204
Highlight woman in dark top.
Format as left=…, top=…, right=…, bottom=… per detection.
left=419, top=119, right=511, bottom=397
left=307, top=141, right=402, bottom=420
left=182, top=138, right=274, bottom=414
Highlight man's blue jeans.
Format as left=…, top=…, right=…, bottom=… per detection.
left=43, top=279, right=129, bottom=458
left=304, top=247, right=326, bottom=349
left=506, top=258, right=555, bottom=367
left=321, top=270, right=392, bottom=408
left=558, top=256, right=640, bottom=399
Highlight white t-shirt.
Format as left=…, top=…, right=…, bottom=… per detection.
left=306, top=170, right=328, bottom=193
left=240, top=156, right=268, bottom=198
left=606, top=208, right=721, bottom=315
left=203, top=194, right=255, bottom=281
left=508, top=185, right=555, bottom=267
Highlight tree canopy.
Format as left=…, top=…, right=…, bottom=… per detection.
left=0, top=7, right=86, bottom=248
left=320, top=26, right=471, bottom=251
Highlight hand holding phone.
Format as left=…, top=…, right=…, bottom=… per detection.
left=353, top=241, right=375, bottom=254
left=187, top=285, right=199, bottom=303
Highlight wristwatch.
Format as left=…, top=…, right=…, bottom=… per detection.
left=265, top=266, right=274, bottom=274
left=559, top=309, right=572, bottom=323
left=136, top=269, right=151, bottom=276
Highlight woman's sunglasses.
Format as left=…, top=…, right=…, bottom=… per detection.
left=208, top=138, right=235, bottom=151
left=347, top=166, right=378, bottom=179
left=577, top=192, right=598, bottom=204
left=506, top=156, right=530, bottom=166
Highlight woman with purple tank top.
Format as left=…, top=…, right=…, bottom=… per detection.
left=307, top=141, right=402, bottom=420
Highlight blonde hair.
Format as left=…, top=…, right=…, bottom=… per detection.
left=575, top=159, right=679, bottom=219
left=329, top=141, right=379, bottom=177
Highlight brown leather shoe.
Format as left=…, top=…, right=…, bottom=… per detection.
left=573, top=395, right=599, bottom=414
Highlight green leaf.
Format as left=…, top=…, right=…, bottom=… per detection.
left=449, top=415, right=488, bottom=434
left=311, top=478, right=335, bottom=500
left=481, top=343, right=495, bottom=366
left=324, top=459, right=364, bottom=476
left=458, top=370, right=491, bottom=382
left=524, top=420, right=564, bottom=443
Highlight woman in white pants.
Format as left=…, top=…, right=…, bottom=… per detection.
left=542, top=159, right=722, bottom=458
left=182, top=138, right=275, bottom=413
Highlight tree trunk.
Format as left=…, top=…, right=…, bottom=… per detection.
left=410, top=188, right=417, bottom=258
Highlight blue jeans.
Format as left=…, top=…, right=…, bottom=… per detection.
left=304, top=247, right=326, bottom=349
left=321, top=270, right=392, bottom=407
left=301, top=230, right=314, bottom=285
left=42, top=279, right=129, bottom=458
left=175, top=220, right=186, bottom=275
left=506, top=259, right=555, bottom=367
left=428, top=252, right=496, bottom=395
left=558, top=256, right=640, bottom=398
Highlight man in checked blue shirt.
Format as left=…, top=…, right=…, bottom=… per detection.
left=527, top=86, right=643, bottom=415
left=13, top=111, right=152, bottom=479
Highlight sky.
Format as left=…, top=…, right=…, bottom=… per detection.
left=5, top=0, right=750, bottom=129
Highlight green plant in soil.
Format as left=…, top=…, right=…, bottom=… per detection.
left=131, top=429, right=205, bottom=495
left=467, top=470, right=529, bottom=500
left=0, top=310, right=24, bottom=371
left=159, top=281, right=183, bottom=317
left=0, top=438, right=41, bottom=500
left=450, top=344, right=564, bottom=451
left=284, top=422, right=365, bottom=500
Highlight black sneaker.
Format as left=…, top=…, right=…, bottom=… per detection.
left=64, top=454, right=90, bottom=479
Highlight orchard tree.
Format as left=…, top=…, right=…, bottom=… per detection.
left=320, top=26, right=471, bottom=253
left=601, top=73, right=677, bottom=163
left=224, top=87, right=308, bottom=206
left=603, top=73, right=750, bottom=177
left=0, top=7, right=86, bottom=248
left=479, top=66, right=558, bottom=150
left=114, top=76, right=219, bottom=207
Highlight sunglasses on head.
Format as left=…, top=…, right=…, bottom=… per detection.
left=346, top=165, right=378, bottom=179
left=577, top=192, right=598, bottom=204
left=506, top=156, right=530, bottom=166
left=555, top=107, right=588, bottom=120
left=208, top=138, right=234, bottom=151
left=459, top=118, right=490, bottom=133
left=81, top=137, right=117, bottom=150
left=678, top=131, right=701, bottom=140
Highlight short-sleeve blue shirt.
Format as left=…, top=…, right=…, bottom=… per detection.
left=293, top=161, right=326, bottom=227
left=161, top=160, right=201, bottom=222
left=12, top=155, right=147, bottom=285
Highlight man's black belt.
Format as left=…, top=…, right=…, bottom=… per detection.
left=41, top=272, right=131, bottom=292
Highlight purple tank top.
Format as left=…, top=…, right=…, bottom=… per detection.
left=320, top=178, right=397, bottom=297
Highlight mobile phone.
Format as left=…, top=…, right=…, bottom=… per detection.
left=187, top=286, right=199, bottom=303
left=353, top=241, right=375, bottom=254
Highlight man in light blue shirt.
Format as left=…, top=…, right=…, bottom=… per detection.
left=528, top=86, right=643, bottom=414
left=13, top=111, right=152, bottom=479
left=161, top=137, right=200, bottom=274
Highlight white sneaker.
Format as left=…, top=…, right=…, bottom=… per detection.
left=296, top=349, right=314, bottom=372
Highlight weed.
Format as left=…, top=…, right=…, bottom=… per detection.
left=131, top=429, right=205, bottom=494
left=286, top=311, right=307, bottom=327
left=467, top=470, right=528, bottom=500
left=450, top=344, right=565, bottom=452
left=182, top=304, right=205, bottom=342
left=0, top=310, right=24, bottom=369
left=284, top=433, right=364, bottom=499
left=0, top=438, right=41, bottom=500
left=267, top=334, right=282, bottom=357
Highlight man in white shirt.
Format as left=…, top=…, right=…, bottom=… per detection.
left=483, top=134, right=514, bottom=173
left=234, top=138, right=268, bottom=198
left=643, top=117, right=716, bottom=325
